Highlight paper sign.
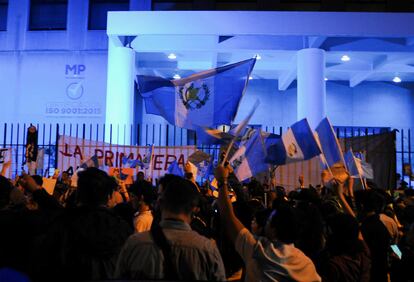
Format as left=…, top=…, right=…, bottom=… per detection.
left=42, top=178, right=57, bottom=195
left=108, top=167, right=135, bottom=185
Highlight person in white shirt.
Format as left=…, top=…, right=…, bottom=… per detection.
left=130, top=181, right=156, bottom=233
left=216, top=165, right=321, bottom=282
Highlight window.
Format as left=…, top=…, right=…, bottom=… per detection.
left=88, top=0, right=129, bottom=30
left=152, top=0, right=193, bottom=11
left=0, top=0, right=8, bottom=31
left=29, top=0, right=68, bottom=30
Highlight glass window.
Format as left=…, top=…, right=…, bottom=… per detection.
left=0, top=0, right=8, bottom=31
left=88, top=0, right=129, bottom=30
left=29, top=0, right=68, bottom=30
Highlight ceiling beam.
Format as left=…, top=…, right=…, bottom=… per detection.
left=108, top=11, right=414, bottom=38
left=278, top=56, right=297, bottom=91
left=308, top=36, right=327, bottom=48
left=349, top=55, right=388, bottom=87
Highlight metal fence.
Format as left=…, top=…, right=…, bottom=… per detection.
left=0, top=122, right=412, bottom=187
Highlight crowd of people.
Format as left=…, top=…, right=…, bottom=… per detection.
left=0, top=162, right=414, bottom=282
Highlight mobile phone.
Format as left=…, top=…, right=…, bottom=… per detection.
left=391, top=244, right=402, bottom=259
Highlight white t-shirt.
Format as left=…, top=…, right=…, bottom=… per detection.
left=133, top=210, right=153, bottom=233
left=235, top=228, right=321, bottom=282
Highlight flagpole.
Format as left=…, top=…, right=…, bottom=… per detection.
left=148, top=144, right=155, bottom=183
left=221, top=100, right=260, bottom=166
left=359, top=174, right=366, bottom=190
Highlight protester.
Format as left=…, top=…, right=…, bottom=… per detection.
left=215, top=165, right=322, bottom=282
left=116, top=176, right=226, bottom=281
left=130, top=180, right=156, bottom=233
left=360, top=190, right=391, bottom=282
left=29, top=168, right=132, bottom=281
left=318, top=213, right=371, bottom=282
left=2, top=153, right=414, bottom=282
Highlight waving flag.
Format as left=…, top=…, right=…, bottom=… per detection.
left=80, top=155, right=100, bottom=169
left=265, top=119, right=321, bottom=165
left=137, top=58, right=256, bottom=129
left=140, top=145, right=154, bottom=169
left=122, top=156, right=140, bottom=168
left=345, top=149, right=374, bottom=179
left=315, top=117, right=345, bottom=168
left=167, top=160, right=184, bottom=177
left=231, top=130, right=268, bottom=182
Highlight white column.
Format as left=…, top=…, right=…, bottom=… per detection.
left=297, top=48, right=326, bottom=129
left=105, top=36, right=135, bottom=144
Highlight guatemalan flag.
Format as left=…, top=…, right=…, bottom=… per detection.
left=315, top=117, right=345, bottom=168
left=167, top=160, right=184, bottom=177
left=231, top=129, right=268, bottom=182
left=265, top=119, right=321, bottom=165
left=80, top=155, right=100, bottom=169
left=137, top=58, right=256, bottom=129
left=344, top=149, right=374, bottom=179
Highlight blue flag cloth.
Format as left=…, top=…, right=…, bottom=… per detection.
left=140, top=145, right=154, bottom=169
left=80, top=155, right=100, bottom=169
left=137, top=58, right=256, bottom=129
left=265, top=119, right=321, bottom=165
left=167, top=160, right=184, bottom=177
left=344, top=149, right=360, bottom=177
left=231, top=129, right=268, bottom=182
left=122, top=156, right=140, bottom=168
left=344, top=149, right=374, bottom=179
left=315, top=117, right=345, bottom=168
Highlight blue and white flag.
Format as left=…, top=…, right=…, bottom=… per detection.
left=265, top=119, right=321, bottom=165
left=344, top=149, right=362, bottom=177
left=315, top=117, right=345, bottom=168
left=139, top=145, right=154, bottom=169
left=344, top=149, right=374, bottom=179
left=137, top=58, right=256, bottom=129
left=167, top=160, right=184, bottom=177
left=122, top=156, right=140, bottom=168
left=231, top=130, right=268, bottom=182
left=80, top=155, right=100, bottom=169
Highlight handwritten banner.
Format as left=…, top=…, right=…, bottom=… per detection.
left=57, top=135, right=196, bottom=180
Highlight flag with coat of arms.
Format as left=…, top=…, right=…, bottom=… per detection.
left=137, top=58, right=256, bottom=130
left=265, top=119, right=321, bottom=165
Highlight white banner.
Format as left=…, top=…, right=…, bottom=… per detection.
left=57, top=135, right=196, bottom=180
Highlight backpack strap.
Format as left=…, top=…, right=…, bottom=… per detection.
left=150, top=222, right=179, bottom=280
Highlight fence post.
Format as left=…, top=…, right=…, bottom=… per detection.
left=55, top=123, right=59, bottom=169
left=401, top=129, right=405, bottom=184
left=3, top=123, right=6, bottom=147
left=166, top=125, right=169, bottom=146
left=409, top=129, right=412, bottom=189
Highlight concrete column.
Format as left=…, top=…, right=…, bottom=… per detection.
left=297, top=48, right=326, bottom=129
left=105, top=37, right=135, bottom=144
left=6, top=0, right=30, bottom=50
left=67, top=0, right=89, bottom=50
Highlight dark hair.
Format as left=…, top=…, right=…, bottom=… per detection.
left=0, top=175, right=13, bottom=209
left=31, top=175, right=43, bottom=186
left=129, top=180, right=156, bottom=206
left=158, top=174, right=182, bottom=194
left=160, top=177, right=199, bottom=215
left=254, top=209, right=272, bottom=230
left=362, top=190, right=386, bottom=213
left=248, top=179, right=264, bottom=199
left=76, top=167, right=115, bottom=206
left=270, top=204, right=299, bottom=244
left=326, top=213, right=362, bottom=256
